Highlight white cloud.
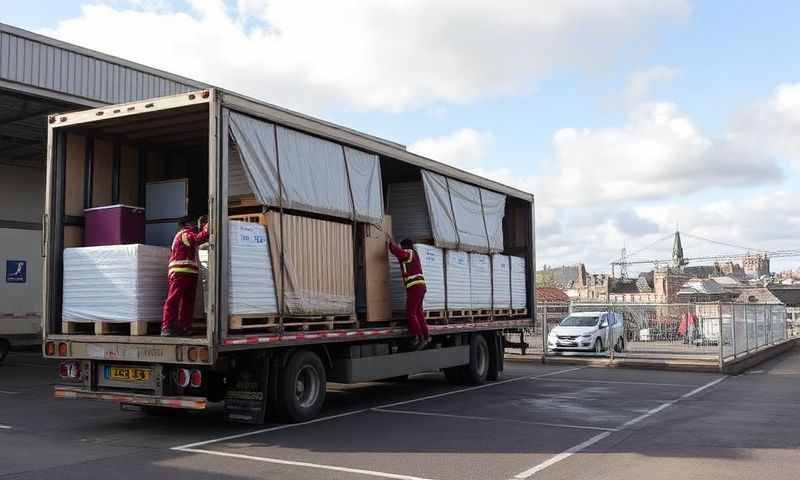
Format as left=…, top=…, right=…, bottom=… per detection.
left=408, top=128, right=492, bottom=168
left=537, top=101, right=782, bottom=207
left=39, top=0, right=690, bottom=112
left=625, top=66, right=680, bottom=100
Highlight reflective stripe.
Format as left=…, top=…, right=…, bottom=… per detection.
left=402, top=250, right=414, bottom=264
left=181, top=232, right=191, bottom=247
left=405, top=279, right=426, bottom=289
left=169, top=267, right=198, bottom=275
left=170, top=260, right=198, bottom=268
left=405, top=274, right=424, bottom=281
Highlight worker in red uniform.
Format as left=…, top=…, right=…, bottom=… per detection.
left=161, top=216, right=209, bottom=337
left=388, top=238, right=430, bottom=349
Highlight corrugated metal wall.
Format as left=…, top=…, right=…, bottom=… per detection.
left=0, top=27, right=200, bottom=104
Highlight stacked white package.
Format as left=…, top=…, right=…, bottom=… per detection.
left=387, top=182, right=432, bottom=241
left=390, top=243, right=445, bottom=312
left=62, top=244, right=170, bottom=323
left=510, top=256, right=527, bottom=310
left=492, top=254, right=511, bottom=309
left=445, top=250, right=471, bottom=310
left=228, top=221, right=278, bottom=315
left=197, top=245, right=209, bottom=315
left=468, top=253, right=492, bottom=309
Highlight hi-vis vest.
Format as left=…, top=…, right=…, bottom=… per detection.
left=168, top=226, right=208, bottom=275
left=400, top=248, right=426, bottom=289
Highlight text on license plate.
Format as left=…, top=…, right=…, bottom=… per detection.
left=106, top=366, right=152, bottom=382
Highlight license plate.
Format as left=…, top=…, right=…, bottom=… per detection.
left=558, top=342, right=577, bottom=347
left=106, top=366, right=152, bottom=382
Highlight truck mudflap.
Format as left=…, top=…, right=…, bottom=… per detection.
left=55, top=386, right=207, bottom=410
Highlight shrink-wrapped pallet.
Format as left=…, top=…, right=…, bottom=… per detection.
left=469, top=253, right=492, bottom=309
left=510, top=256, right=527, bottom=310
left=445, top=250, right=471, bottom=310
left=265, top=212, right=354, bottom=315
left=228, top=221, right=278, bottom=315
left=492, top=254, right=511, bottom=309
left=390, top=243, right=445, bottom=312
left=387, top=182, right=432, bottom=242
left=62, top=244, right=170, bottom=323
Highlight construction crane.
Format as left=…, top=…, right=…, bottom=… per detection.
left=610, top=231, right=800, bottom=278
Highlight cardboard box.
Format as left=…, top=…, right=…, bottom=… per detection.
left=362, top=216, right=392, bottom=322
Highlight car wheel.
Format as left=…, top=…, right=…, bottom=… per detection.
left=593, top=338, right=603, bottom=353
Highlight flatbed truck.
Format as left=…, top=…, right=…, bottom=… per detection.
left=42, top=89, right=536, bottom=423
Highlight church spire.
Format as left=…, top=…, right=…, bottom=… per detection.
left=672, top=230, right=687, bottom=270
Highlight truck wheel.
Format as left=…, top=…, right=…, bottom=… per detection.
left=279, top=350, right=326, bottom=423
left=462, top=334, right=489, bottom=386
left=486, top=333, right=502, bottom=382
left=0, top=339, right=9, bottom=363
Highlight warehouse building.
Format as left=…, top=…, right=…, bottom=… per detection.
left=0, top=23, right=206, bottom=343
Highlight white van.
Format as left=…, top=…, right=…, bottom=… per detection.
left=548, top=311, right=625, bottom=353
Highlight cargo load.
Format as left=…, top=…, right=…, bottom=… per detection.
left=510, top=256, right=527, bottom=310
left=391, top=243, right=445, bottom=312
left=358, top=216, right=393, bottom=322
left=228, top=221, right=278, bottom=316
left=83, top=204, right=145, bottom=247
left=62, top=244, right=170, bottom=324
left=492, top=254, right=511, bottom=309
left=445, top=250, right=471, bottom=310
left=387, top=182, right=432, bottom=242
left=469, top=253, right=492, bottom=309
left=265, top=211, right=355, bottom=316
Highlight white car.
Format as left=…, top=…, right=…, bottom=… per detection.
left=548, top=311, right=625, bottom=353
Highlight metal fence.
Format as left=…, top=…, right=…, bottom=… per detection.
left=506, top=301, right=799, bottom=366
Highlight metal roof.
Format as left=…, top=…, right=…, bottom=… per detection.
left=0, top=23, right=206, bottom=107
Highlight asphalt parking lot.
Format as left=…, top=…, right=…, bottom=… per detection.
left=1, top=347, right=799, bottom=480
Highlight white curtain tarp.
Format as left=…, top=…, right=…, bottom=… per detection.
left=421, top=170, right=507, bottom=253
left=449, top=179, right=488, bottom=252
left=344, top=147, right=384, bottom=224
left=421, top=171, right=459, bottom=249
left=480, top=188, right=506, bottom=252
left=228, top=111, right=383, bottom=223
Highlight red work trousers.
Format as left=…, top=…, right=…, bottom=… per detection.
left=161, top=273, right=197, bottom=333
left=406, top=285, right=429, bottom=339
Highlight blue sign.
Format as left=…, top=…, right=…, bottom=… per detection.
left=6, top=260, right=26, bottom=283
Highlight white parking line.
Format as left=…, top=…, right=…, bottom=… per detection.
left=530, top=378, right=699, bottom=388
left=372, top=407, right=617, bottom=432
left=167, top=447, right=437, bottom=480
left=509, top=376, right=727, bottom=479
left=173, top=366, right=585, bottom=451
left=0, top=425, right=12, bottom=430
left=0, top=390, right=21, bottom=395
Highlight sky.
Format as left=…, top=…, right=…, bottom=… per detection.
left=4, top=0, right=800, bottom=274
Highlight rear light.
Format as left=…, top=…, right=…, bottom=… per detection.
left=58, top=342, right=68, bottom=356
left=45, top=342, right=56, bottom=356
left=59, top=361, right=81, bottom=379
left=201, top=90, right=210, bottom=99
left=177, top=368, right=190, bottom=388
left=187, top=347, right=209, bottom=362
left=190, top=369, right=202, bottom=388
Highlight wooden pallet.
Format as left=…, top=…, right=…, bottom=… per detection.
left=493, top=308, right=511, bottom=316
left=510, top=308, right=528, bottom=318
left=423, top=310, right=446, bottom=320
left=62, top=320, right=151, bottom=336
left=447, top=309, right=472, bottom=318
left=229, top=315, right=279, bottom=331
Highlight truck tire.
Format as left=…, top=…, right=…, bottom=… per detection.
left=462, top=334, right=490, bottom=386
left=0, top=339, right=9, bottom=363
left=486, top=333, right=502, bottom=382
left=279, top=350, right=327, bottom=423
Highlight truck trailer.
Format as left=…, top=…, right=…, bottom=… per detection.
left=42, top=89, right=536, bottom=423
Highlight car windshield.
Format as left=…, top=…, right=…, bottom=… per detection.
left=560, top=315, right=599, bottom=327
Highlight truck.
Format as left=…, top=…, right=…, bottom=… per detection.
left=42, top=89, right=535, bottom=423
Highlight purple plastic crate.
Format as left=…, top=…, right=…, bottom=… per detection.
left=84, top=205, right=145, bottom=247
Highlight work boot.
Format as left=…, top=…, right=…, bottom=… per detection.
left=160, top=329, right=175, bottom=337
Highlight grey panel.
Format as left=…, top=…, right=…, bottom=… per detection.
left=0, top=25, right=202, bottom=105
left=145, top=222, right=179, bottom=247
left=344, top=147, right=383, bottom=224
left=145, top=179, right=188, bottom=221
left=421, top=171, right=458, bottom=249
left=386, top=182, right=432, bottom=241
left=329, top=345, right=469, bottom=383
left=228, top=111, right=280, bottom=205
left=227, top=143, right=252, bottom=197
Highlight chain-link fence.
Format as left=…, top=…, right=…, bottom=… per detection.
left=507, top=301, right=798, bottom=365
